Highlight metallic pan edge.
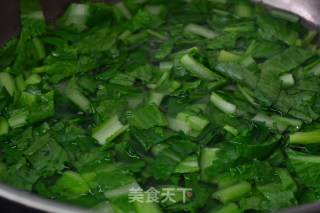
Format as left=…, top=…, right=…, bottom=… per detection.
left=253, top=0, right=320, bottom=28
left=0, top=183, right=94, bottom=213
left=0, top=0, right=320, bottom=213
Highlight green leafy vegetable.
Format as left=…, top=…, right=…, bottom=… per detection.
left=0, top=0, right=320, bottom=212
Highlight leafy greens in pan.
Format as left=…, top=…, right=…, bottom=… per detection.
left=1, top=0, right=320, bottom=212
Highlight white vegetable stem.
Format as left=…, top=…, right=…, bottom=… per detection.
left=92, top=115, right=129, bottom=145
left=210, top=92, right=236, bottom=114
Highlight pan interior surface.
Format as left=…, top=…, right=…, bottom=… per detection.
left=0, top=1, right=320, bottom=213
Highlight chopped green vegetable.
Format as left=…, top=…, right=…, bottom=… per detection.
left=210, top=92, right=236, bottom=114
left=180, top=54, right=222, bottom=80
left=92, top=115, right=128, bottom=145
left=289, top=130, right=320, bottom=144
left=213, top=182, right=252, bottom=204
left=0, top=0, right=320, bottom=212
left=0, top=118, right=9, bottom=135
left=0, top=72, right=16, bottom=96
left=184, top=23, right=217, bottom=39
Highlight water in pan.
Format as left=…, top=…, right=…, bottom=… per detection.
left=0, top=1, right=320, bottom=213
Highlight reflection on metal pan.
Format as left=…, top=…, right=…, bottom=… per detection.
left=0, top=0, right=320, bottom=212
left=253, top=0, right=320, bottom=27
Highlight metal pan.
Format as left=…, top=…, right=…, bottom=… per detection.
left=0, top=0, right=320, bottom=212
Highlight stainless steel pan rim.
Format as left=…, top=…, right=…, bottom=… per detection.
left=0, top=0, right=320, bottom=212
left=0, top=183, right=93, bottom=213
left=254, top=0, right=320, bottom=28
